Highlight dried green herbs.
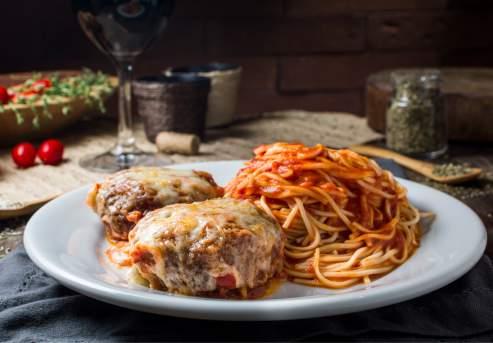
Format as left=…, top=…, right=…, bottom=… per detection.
left=409, top=169, right=493, bottom=201
left=432, top=163, right=472, bottom=177
left=386, top=70, right=447, bottom=158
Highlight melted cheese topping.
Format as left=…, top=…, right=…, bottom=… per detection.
left=129, top=198, right=283, bottom=294
left=132, top=198, right=279, bottom=246
left=105, top=167, right=220, bottom=204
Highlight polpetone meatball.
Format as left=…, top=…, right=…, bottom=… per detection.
left=86, top=167, right=223, bottom=241
left=129, top=198, right=284, bottom=299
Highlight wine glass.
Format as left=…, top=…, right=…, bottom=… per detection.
left=72, top=0, right=174, bottom=172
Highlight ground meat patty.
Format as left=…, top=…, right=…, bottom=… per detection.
left=86, top=167, right=223, bottom=241
left=128, top=198, right=284, bottom=298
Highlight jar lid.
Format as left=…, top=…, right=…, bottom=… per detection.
left=391, top=69, right=441, bottom=89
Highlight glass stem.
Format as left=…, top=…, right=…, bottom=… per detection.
left=114, top=62, right=137, bottom=155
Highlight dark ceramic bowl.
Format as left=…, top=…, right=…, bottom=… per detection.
left=164, top=62, right=242, bottom=128
left=133, top=75, right=210, bottom=142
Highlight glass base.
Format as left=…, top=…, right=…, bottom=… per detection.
left=79, top=148, right=171, bottom=173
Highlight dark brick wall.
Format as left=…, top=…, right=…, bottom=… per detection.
left=1, top=0, right=492, bottom=117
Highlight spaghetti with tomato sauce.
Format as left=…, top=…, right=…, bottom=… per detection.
left=225, top=142, right=421, bottom=289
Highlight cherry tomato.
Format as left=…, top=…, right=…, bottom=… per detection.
left=20, top=90, right=38, bottom=98
left=38, top=139, right=64, bottom=165
left=11, top=142, right=37, bottom=168
left=215, top=274, right=236, bottom=289
left=31, top=79, right=52, bottom=93
left=0, top=86, right=9, bottom=104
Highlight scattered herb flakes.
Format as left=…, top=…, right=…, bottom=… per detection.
left=97, top=98, right=106, bottom=113
left=32, top=115, right=40, bottom=129
left=432, top=163, right=472, bottom=177
left=407, top=169, right=493, bottom=201
left=0, top=224, right=26, bottom=259
left=41, top=96, right=52, bottom=119
left=13, top=108, right=24, bottom=125
left=26, top=96, right=39, bottom=117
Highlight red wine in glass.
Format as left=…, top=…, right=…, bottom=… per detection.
left=72, top=0, right=174, bottom=172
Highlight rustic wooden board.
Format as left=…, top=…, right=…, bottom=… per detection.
left=366, top=68, right=493, bottom=142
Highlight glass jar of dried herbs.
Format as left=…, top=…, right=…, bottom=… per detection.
left=386, top=70, right=447, bottom=158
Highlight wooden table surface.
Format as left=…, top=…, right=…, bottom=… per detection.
left=0, top=115, right=492, bottom=343
left=410, top=142, right=493, bottom=256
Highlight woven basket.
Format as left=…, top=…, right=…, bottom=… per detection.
left=165, top=63, right=242, bottom=128
left=133, top=75, right=210, bottom=142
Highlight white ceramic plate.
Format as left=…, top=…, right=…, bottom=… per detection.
left=24, top=161, right=487, bottom=321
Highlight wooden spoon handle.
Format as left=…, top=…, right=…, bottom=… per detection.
left=350, top=145, right=434, bottom=174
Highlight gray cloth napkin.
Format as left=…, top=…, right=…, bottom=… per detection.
left=1, top=160, right=493, bottom=342
left=1, top=246, right=492, bottom=342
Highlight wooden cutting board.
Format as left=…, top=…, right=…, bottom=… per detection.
left=366, top=68, right=493, bottom=142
